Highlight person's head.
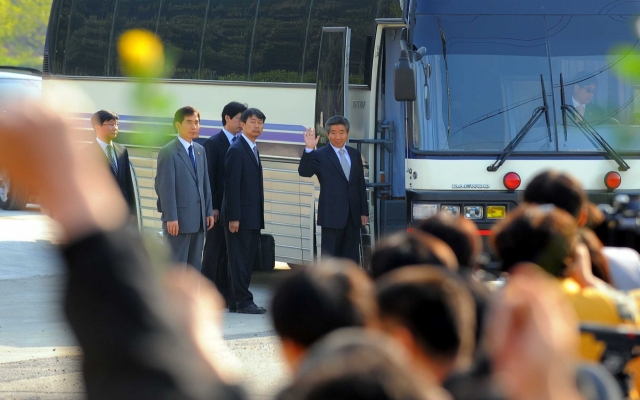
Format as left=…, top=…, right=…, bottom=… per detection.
left=523, top=170, right=587, bottom=222
left=91, top=110, right=119, bottom=142
left=572, top=71, right=597, bottom=105
left=325, top=115, right=350, bottom=149
left=271, top=258, right=378, bottom=371
left=240, top=108, right=265, bottom=142
left=578, top=228, right=612, bottom=285
left=376, top=266, right=476, bottom=383
left=173, top=106, right=200, bottom=142
left=282, top=328, right=447, bottom=400
left=368, top=231, right=458, bottom=279
left=491, top=204, right=579, bottom=277
left=417, top=213, right=482, bottom=270
left=221, top=101, right=247, bottom=134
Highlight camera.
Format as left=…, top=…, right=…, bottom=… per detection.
left=597, top=194, right=640, bottom=251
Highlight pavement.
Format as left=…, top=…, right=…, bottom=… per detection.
left=0, top=208, right=291, bottom=400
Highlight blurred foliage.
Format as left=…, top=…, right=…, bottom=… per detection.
left=0, top=0, right=51, bottom=69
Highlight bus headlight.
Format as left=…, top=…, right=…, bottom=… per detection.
left=441, top=205, right=460, bottom=217
left=487, top=206, right=506, bottom=219
left=412, top=203, right=439, bottom=221
left=464, top=206, right=483, bottom=219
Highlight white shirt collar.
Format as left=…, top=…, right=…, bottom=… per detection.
left=96, top=137, right=112, bottom=150
left=177, top=136, right=194, bottom=154
left=222, top=128, right=237, bottom=144
left=572, top=97, right=585, bottom=108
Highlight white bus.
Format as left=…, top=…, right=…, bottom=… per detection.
left=41, top=0, right=400, bottom=265
left=40, top=0, right=640, bottom=265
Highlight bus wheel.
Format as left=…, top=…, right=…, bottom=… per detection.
left=0, top=168, right=28, bottom=210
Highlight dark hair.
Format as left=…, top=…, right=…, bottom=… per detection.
left=173, top=106, right=200, bottom=132
left=368, top=231, right=458, bottom=279
left=377, top=267, right=476, bottom=367
left=271, top=259, right=377, bottom=348
left=221, top=101, right=248, bottom=126
left=324, top=115, right=350, bottom=133
left=282, top=329, right=436, bottom=400
left=490, top=205, right=578, bottom=276
left=91, top=110, right=118, bottom=126
left=572, top=71, right=597, bottom=88
left=417, top=213, right=482, bottom=269
left=241, top=108, right=265, bottom=123
left=578, top=228, right=612, bottom=285
left=523, top=170, right=587, bottom=219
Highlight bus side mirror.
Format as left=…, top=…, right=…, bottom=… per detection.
left=394, top=50, right=417, bottom=101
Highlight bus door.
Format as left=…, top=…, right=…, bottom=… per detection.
left=313, top=27, right=351, bottom=261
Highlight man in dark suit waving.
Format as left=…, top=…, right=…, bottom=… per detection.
left=91, top=110, right=137, bottom=218
left=299, top=115, right=368, bottom=263
left=155, top=106, right=214, bottom=271
left=202, top=101, right=247, bottom=311
left=223, top=108, right=267, bottom=314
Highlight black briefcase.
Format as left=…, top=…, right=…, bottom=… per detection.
left=253, top=233, right=276, bottom=271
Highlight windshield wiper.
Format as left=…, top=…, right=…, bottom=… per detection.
left=487, top=75, right=552, bottom=172
left=559, top=73, right=629, bottom=171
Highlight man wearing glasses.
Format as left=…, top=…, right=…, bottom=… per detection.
left=91, top=110, right=137, bottom=218
left=571, top=71, right=606, bottom=124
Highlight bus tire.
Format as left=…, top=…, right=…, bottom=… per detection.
left=0, top=170, right=28, bottom=210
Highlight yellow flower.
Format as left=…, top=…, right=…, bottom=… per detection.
left=118, top=29, right=165, bottom=78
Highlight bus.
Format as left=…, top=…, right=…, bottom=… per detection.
left=41, top=0, right=640, bottom=266
left=42, top=0, right=400, bottom=266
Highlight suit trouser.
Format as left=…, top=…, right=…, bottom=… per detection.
left=202, top=222, right=231, bottom=303
left=224, top=226, right=259, bottom=309
left=166, top=230, right=205, bottom=271
left=321, top=214, right=360, bottom=264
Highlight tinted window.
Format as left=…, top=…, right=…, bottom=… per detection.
left=200, top=0, right=256, bottom=81
left=108, top=0, right=162, bottom=77
left=412, top=15, right=554, bottom=152
left=156, top=0, right=208, bottom=79
left=55, top=0, right=117, bottom=76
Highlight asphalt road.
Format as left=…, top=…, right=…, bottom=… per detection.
left=0, top=208, right=291, bottom=400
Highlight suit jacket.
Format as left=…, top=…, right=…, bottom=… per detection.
left=298, top=145, right=368, bottom=229
left=155, top=138, right=213, bottom=233
left=90, top=141, right=137, bottom=215
left=584, top=103, right=606, bottom=124
left=203, top=130, right=230, bottom=212
left=223, top=137, right=264, bottom=230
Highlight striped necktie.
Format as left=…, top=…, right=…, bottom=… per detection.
left=106, top=144, right=118, bottom=174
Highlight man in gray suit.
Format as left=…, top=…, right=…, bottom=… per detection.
left=155, top=106, right=215, bottom=270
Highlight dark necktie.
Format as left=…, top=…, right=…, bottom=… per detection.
left=253, top=146, right=260, bottom=164
left=188, top=145, right=197, bottom=175
left=106, top=144, right=118, bottom=174
left=231, top=135, right=238, bottom=143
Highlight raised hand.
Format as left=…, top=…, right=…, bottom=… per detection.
left=303, top=127, right=319, bottom=150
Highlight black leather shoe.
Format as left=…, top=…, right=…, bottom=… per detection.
left=237, top=304, right=267, bottom=314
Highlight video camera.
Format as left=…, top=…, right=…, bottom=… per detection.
left=597, top=194, right=640, bottom=252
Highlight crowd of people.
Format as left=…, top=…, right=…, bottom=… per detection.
left=4, top=101, right=640, bottom=400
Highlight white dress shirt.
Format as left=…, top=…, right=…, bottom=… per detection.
left=222, top=128, right=237, bottom=144
left=96, top=137, right=117, bottom=170
left=305, top=144, right=352, bottom=167
left=178, top=136, right=195, bottom=162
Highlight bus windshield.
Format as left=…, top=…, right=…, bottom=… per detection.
left=411, top=14, right=640, bottom=153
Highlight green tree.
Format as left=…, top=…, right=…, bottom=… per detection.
left=0, top=0, right=51, bottom=69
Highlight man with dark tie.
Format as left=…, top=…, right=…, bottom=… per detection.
left=571, top=71, right=606, bottom=124
left=223, top=108, right=267, bottom=314
left=298, top=115, right=368, bottom=264
left=202, top=101, right=247, bottom=311
left=91, top=110, right=136, bottom=218
left=155, top=106, right=215, bottom=270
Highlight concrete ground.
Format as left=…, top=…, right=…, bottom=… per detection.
left=0, top=209, right=291, bottom=400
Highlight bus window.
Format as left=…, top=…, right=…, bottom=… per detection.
left=109, top=0, right=162, bottom=77
left=411, top=15, right=554, bottom=152
left=57, top=0, right=117, bottom=76
left=547, top=15, right=640, bottom=152
left=248, top=0, right=309, bottom=83
left=200, top=0, right=256, bottom=81
left=156, top=0, right=207, bottom=79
